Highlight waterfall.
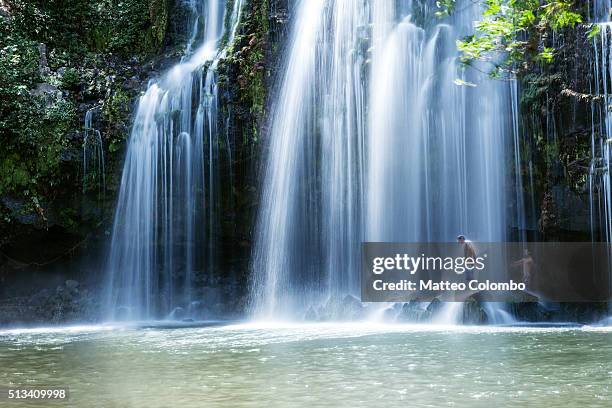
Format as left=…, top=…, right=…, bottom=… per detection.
left=104, top=0, right=244, bottom=321
left=593, top=0, right=611, bottom=22
left=591, top=23, right=612, bottom=243
left=251, top=0, right=368, bottom=318
left=591, top=0, right=612, bottom=244
left=368, top=6, right=509, bottom=243
left=82, top=108, right=105, bottom=195
left=251, top=0, right=517, bottom=321
left=482, top=303, right=515, bottom=325
left=591, top=1, right=612, bottom=319
left=431, top=302, right=464, bottom=325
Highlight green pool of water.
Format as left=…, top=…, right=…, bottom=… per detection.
left=1, top=323, right=611, bottom=407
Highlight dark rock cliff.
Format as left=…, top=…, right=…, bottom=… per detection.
left=0, top=0, right=288, bottom=324
left=515, top=23, right=598, bottom=241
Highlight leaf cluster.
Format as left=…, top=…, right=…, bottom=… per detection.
left=437, top=0, right=582, bottom=77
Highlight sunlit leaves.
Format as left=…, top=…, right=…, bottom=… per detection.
left=588, top=24, right=601, bottom=39
left=438, top=0, right=583, bottom=78
left=435, top=0, right=456, bottom=17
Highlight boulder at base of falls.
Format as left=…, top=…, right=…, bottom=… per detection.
left=462, top=296, right=488, bottom=325
left=468, top=289, right=542, bottom=322
left=508, top=302, right=551, bottom=322
left=65, top=280, right=80, bottom=291
left=396, top=301, right=432, bottom=322
left=0, top=280, right=100, bottom=326
left=169, top=307, right=186, bottom=320
left=426, top=298, right=442, bottom=315
left=317, top=295, right=366, bottom=320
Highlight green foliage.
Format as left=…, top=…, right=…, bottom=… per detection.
left=520, top=72, right=563, bottom=109
left=435, top=0, right=456, bottom=17
left=588, top=24, right=601, bottom=39
left=103, top=88, right=132, bottom=152
left=438, top=0, right=582, bottom=77
left=0, top=0, right=168, bottom=217
left=96, top=0, right=168, bottom=55
left=149, top=0, right=169, bottom=48
left=0, top=18, right=70, bottom=195
left=6, top=0, right=167, bottom=58
left=0, top=93, right=76, bottom=195
left=226, top=0, right=269, bottom=116
left=60, top=67, right=81, bottom=90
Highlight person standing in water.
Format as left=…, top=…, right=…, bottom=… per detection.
left=457, top=235, right=477, bottom=281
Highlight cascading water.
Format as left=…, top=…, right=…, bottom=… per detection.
left=367, top=5, right=509, bottom=243
left=105, top=0, right=244, bottom=320
left=590, top=0, right=612, bottom=320
left=591, top=1, right=612, bottom=244
left=251, top=0, right=519, bottom=322
left=251, top=0, right=368, bottom=319
left=594, top=0, right=611, bottom=22
left=82, top=108, right=105, bottom=195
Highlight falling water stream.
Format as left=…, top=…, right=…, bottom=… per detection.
left=82, top=108, right=105, bottom=195
left=104, top=0, right=244, bottom=320
left=592, top=1, right=612, bottom=244
left=590, top=0, right=612, bottom=318
left=251, top=0, right=519, bottom=321
left=251, top=0, right=367, bottom=319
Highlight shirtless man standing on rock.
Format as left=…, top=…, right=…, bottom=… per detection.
left=457, top=235, right=477, bottom=281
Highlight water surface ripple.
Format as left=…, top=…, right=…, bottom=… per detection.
left=0, top=324, right=610, bottom=407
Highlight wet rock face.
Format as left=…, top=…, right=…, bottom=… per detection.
left=30, top=82, right=61, bottom=99
left=168, top=307, right=186, bottom=320
left=300, top=295, right=370, bottom=321
left=0, top=0, right=283, bottom=325
left=0, top=280, right=101, bottom=326
left=516, top=24, right=595, bottom=240
left=0, top=2, right=198, bottom=320
left=462, top=297, right=488, bottom=325
left=397, top=302, right=432, bottom=322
